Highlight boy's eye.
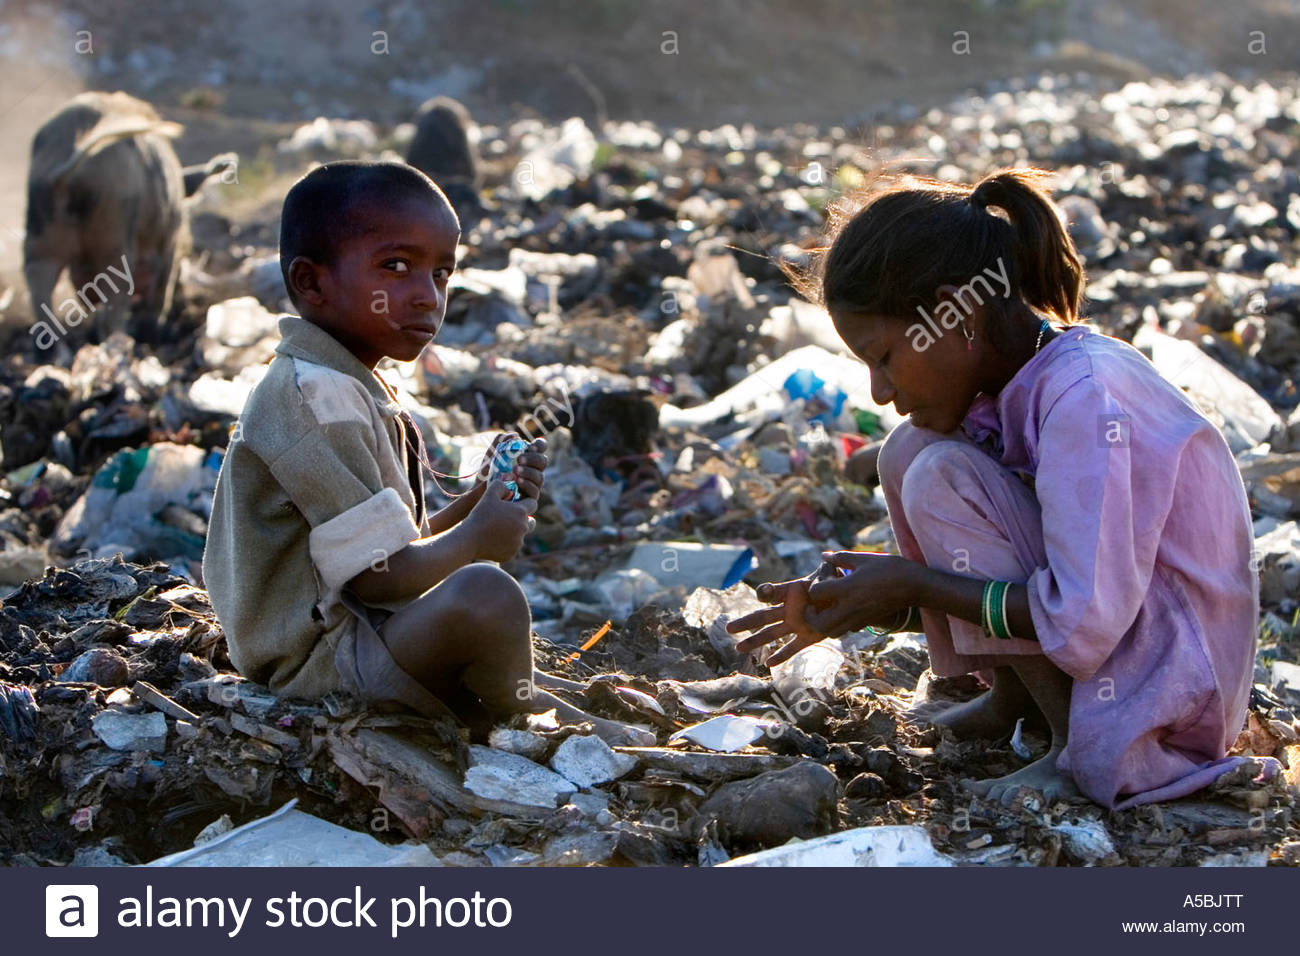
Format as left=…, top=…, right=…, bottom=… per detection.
left=433, top=268, right=452, bottom=282
left=382, top=259, right=410, bottom=273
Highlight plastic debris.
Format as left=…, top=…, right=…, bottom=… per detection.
left=1010, top=717, right=1033, bottom=760
left=624, top=542, right=756, bottom=591
left=145, top=800, right=439, bottom=866
left=511, top=116, right=598, bottom=200
left=201, top=297, right=281, bottom=373
left=54, top=443, right=221, bottom=565
left=0, top=683, right=39, bottom=742
left=720, top=826, right=954, bottom=867
left=91, top=710, right=168, bottom=752
left=669, top=715, right=780, bottom=753
left=1052, top=820, right=1117, bottom=863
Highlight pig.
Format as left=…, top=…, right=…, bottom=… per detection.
left=405, top=96, right=481, bottom=223
left=24, top=90, right=235, bottom=358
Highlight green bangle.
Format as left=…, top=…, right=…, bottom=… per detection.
left=884, top=606, right=919, bottom=634
left=998, top=582, right=1008, bottom=642
left=981, top=580, right=995, bottom=638
left=983, top=580, right=1015, bottom=640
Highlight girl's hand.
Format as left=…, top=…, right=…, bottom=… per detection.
left=725, top=552, right=920, bottom=666
left=803, top=550, right=917, bottom=637
left=725, top=573, right=831, bottom=667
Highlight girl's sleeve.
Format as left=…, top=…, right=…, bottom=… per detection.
left=1024, top=378, right=1175, bottom=680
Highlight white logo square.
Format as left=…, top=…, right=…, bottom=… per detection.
left=45, top=885, right=99, bottom=938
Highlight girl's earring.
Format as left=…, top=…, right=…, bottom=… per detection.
left=961, top=322, right=974, bottom=350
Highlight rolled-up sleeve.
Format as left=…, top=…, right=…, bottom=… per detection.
left=268, top=421, right=419, bottom=591
left=1025, top=379, right=1172, bottom=680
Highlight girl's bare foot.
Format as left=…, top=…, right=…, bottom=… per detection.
left=922, top=691, right=1025, bottom=738
left=962, top=747, right=1080, bottom=806
left=906, top=665, right=1043, bottom=739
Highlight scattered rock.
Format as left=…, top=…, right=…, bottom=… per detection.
left=488, top=727, right=550, bottom=760
left=549, top=734, right=637, bottom=787
left=697, top=761, right=839, bottom=849
left=91, top=710, right=167, bottom=752
left=845, top=772, right=889, bottom=800
left=60, top=648, right=130, bottom=687
left=464, top=745, right=576, bottom=808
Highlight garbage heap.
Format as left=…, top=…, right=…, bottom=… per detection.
left=2, top=71, right=1300, bottom=865
left=0, top=555, right=1294, bottom=867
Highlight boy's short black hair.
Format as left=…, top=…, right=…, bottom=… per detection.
left=279, top=160, right=457, bottom=305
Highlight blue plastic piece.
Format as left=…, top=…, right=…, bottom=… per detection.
left=782, top=368, right=847, bottom=424
left=721, top=547, right=758, bottom=589
left=489, top=437, right=528, bottom=500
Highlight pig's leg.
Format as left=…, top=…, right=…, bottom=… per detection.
left=130, top=237, right=174, bottom=345
left=23, top=253, right=63, bottom=359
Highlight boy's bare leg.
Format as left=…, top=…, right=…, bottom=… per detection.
left=378, top=565, right=653, bottom=745
left=962, top=655, right=1079, bottom=805
left=909, top=665, right=1045, bottom=738
left=533, top=671, right=590, bottom=693
left=525, top=687, right=653, bottom=745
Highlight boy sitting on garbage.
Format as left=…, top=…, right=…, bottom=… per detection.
left=204, top=160, right=651, bottom=745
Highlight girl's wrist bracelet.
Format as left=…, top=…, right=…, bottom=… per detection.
left=981, top=580, right=1016, bottom=640
left=884, top=605, right=920, bottom=634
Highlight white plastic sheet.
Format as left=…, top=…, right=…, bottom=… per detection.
left=144, top=800, right=439, bottom=867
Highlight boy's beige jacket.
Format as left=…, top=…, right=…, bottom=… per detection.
left=203, top=316, right=428, bottom=698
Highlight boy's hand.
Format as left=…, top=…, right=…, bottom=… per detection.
left=513, top=438, right=548, bottom=500
left=462, top=480, right=537, bottom=562
left=477, top=434, right=549, bottom=500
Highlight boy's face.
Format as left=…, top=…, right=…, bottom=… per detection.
left=299, top=196, right=460, bottom=367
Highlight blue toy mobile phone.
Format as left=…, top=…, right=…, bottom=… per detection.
left=489, top=437, right=528, bottom=500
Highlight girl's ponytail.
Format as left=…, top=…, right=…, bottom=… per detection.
left=810, top=166, right=1085, bottom=339
left=968, top=168, right=1083, bottom=323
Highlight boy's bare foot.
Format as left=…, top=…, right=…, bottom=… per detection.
left=589, top=717, right=656, bottom=748
left=962, top=748, right=1080, bottom=806
left=530, top=687, right=656, bottom=747
left=533, top=670, right=589, bottom=694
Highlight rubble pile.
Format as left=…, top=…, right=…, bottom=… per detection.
left=2, top=70, right=1300, bottom=865
left=0, top=559, right=1293, bottom=866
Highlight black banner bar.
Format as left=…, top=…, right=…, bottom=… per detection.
left=9, top=866, right=1295, bottom=953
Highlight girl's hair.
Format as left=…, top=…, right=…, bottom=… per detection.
left=797, top=167, right=1084, bottom=331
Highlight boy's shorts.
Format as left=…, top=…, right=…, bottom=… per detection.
left=333, top=593, right=456, bottom=721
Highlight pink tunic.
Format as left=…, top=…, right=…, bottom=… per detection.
left=878, top=325, right=1258, bottom=809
